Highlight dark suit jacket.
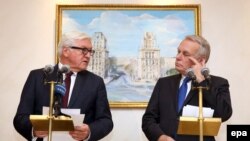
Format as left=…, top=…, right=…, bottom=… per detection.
left=13, top=65, right=113, bottom=141
left=142, top=74, right=232, bottom=141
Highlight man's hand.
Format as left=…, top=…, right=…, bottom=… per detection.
left=158, top=135, right=175, bottom=141
left=69, top=124, right=90, bottom=141
left=33, top=130, right=48, bottom=138
left=188, top=56, right=206, bottom=83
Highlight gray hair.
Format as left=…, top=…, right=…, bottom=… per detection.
left=57, top=31, right=91, bottom=56
left=184, top=35, right=211, bottom=63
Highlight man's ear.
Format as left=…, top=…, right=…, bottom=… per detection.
left=62, top=47, right=70, bottom=57
left=199, top=57, right=206, bottom=65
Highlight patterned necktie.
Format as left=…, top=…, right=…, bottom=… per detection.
left=178, top=77, right=190, bottom=112
left=62, top=72, right=73, bottom=108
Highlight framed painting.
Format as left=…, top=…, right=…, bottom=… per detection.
left=56, top=4, right=201, bottom=108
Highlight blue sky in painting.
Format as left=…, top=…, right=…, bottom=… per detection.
left=62, top=10, right=195, bottom=57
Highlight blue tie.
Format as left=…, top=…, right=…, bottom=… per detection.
left=178, top=77, right=190, bottom=112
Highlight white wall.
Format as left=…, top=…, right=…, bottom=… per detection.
left=1, top=0, right=250, bottom=140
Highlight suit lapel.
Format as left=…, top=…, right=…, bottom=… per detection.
left=174, top=75, right=182, bottom=114
left=182, top=82, right=197, bottom=110
left=68, top=71, right=87, bottom=107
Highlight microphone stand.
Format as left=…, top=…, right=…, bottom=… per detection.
left=192, top=81, right=209, bottom=141
left=47, top=81, right=56, bottom=141
left=43, top=71, right=57, bottom=141
left=48, top=81, right=57, bottom=141
left=44, top=78, right=72, bottom=141
left=44, top=72, right=63, bottom=141
left=45, top=72, right=64, bottom=141
left=45, top=72, right=73, bottom=141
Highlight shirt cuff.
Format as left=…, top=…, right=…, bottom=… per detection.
left=83, top=131, right=91, bottom=141
left=31, top=128, right=38, bottom=141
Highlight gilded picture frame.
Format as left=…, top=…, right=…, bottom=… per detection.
left=56, top=4, right=201, bottom=108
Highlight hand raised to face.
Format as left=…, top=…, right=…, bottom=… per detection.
left=188, top=56, right=206, bottom=83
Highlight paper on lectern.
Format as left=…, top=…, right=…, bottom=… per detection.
left=42, top=107, right=85, bottom=141
left=182, top=105, right=214, bottom=117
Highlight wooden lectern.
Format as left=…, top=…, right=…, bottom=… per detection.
left=30, top=115, right=74, bottom=131
left=177, top=117, right=221, bottom=136
left=177, top=86, right=222, bottom=141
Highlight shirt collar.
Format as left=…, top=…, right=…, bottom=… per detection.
left=180, top=75, right=191, bottom=83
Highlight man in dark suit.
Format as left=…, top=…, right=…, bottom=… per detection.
left=14, top=31, right=113, bottom=141
left=142, top=35, right=232, bottom=141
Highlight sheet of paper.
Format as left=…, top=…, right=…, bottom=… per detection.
left=42, top=107, right=85, bottom=141
left=182, top=105, right=214, bottom=118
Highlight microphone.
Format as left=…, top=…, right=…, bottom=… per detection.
left=185, top=68, right=197, bottom=81
left=201, top=67, right=211, bottom=80
left=57, top=65, right=70, bottom=83
left=55, top=84, right=66, bottom=96
left=43, top=65, right=54, bottom=83
left=43, top=64, right=54, bottom=74
left=53, top=84, right=66, bottom=117
left=58, top=65, right=70, bottom=74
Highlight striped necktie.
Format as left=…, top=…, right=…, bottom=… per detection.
left=62, top=72, right=73, bottom=108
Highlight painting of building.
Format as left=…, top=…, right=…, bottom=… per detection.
left=59, top=8, right=197, bottom=104
left=88, top=32, right=109, bottom=78
left=138, top=32, right=160, bottom=82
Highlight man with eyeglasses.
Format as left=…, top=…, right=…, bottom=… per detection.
left=13, top=31, right=113, bottom=141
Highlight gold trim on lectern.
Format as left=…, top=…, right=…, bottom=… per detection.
left=30, top=115, right=74, bottom=131
left=177, top=117, right=221, bottom=136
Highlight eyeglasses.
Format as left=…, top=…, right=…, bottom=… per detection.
left=70, top=46, right=95, bottom=56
